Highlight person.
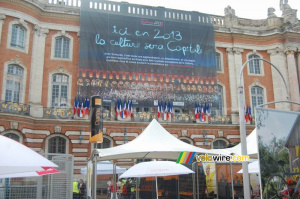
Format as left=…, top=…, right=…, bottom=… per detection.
left=122, top=179, right=131, bottom=199
left=79, top=179, right=86, bottom=199
left=73, top=179, right=80, bottom=199
left=130, top=179, right=135, bottom=199
left=110, top=181, right=118, bottom=199
left=107, top=177, right=112, bottom=195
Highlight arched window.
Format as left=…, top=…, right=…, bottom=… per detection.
left=11, top=25, right=25, bottom=49
left=180, top=138, right=192, bottom=145
left=97, top=137, right=111, bottom=149
left=248, top=55, right=261, bottom=74
left=5, top=65, right=23, bottom=103
left=251, top=86, right=264, bottom=113
left=54, top=37, right=70, bottom=58
left=3, top=133, right=20, bottom=142
left=51, top=74, right=69, bottom=107
left=216, top=52, right=221, bottom=71
left=48, top=136, right=66, bottom=154
left=213, top=140, right=227, bottom=149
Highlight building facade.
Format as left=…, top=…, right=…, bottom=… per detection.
left=0, top=0, right=299, bottom=178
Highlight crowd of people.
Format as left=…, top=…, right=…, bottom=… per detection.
left=107, top=177, right=136, bottom=199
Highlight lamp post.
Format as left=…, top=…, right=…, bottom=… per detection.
left=238, top=58, right=289, bottom=199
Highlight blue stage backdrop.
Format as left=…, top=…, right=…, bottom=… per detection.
left=78, top=0, right=217, bottom=107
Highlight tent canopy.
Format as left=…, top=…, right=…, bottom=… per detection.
left=0, top=135, right=57, bottom=176
left=209, top=129, right=258, bottom=158
left=81, top=161, right=126, bottom=175
left=97, top=119, right=228, bottom=161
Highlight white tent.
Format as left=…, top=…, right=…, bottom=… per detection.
left=208, top=129, right=258, bottom=157
left=97, top=119, right=227, bottom=161
left=0, top=135, right=58, bottom=177
left=81, top=161, right=126, bottom=175
left=237, top=160, right=259, bottom=174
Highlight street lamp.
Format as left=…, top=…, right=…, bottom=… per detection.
left=238, top=58, right=289, bottom=199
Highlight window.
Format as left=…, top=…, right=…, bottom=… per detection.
left=216, top=52, right=221, bottom=71
left=248, top=55, right=261, bottom=74
left=48, top=136, right=66, bottom=154
left=11, top=25, right=25, bottom=49
left=180, top=138, right=192, bottom=145
left=251, top=86, right=264, bottom=113
left=213, top=140, right=227, bottom=149
left=97, top=137, right=111, bottom=149
left=5, top=65, right=23, bottom=103
left=51, top=74, right=69, bottom=107
left=4, top=133, right=20, bottom=142
left=54, top=37, right=70, bottom=58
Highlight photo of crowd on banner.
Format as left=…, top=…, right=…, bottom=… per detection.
left=77, top=69, right=217, bottom=107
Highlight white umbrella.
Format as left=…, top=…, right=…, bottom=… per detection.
left=237, top=160, right=259, bottom=174
left=119, top=161, right=194, bottom=199
left=81, top=161, right=126, bottom=175
left=0, top=167, right=59, bottom=178
left=0, top=135, right=58, bottom=177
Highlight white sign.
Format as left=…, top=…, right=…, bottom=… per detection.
left=87, top=160, right=93, bottom=197
left=173, top=102, right=185, bottom=106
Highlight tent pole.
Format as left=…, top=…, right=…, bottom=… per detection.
left=93, top=144, right=98, bottom=199
left=155, top=176, right=158, bottom=199
left=230, top=162, right=234, bottom=199
left=178, top=176, right=180, bottom=199
left=114, top=163, right=117, bottom=199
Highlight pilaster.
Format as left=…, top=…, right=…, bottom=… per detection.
left=285, top=47, right=300, bottom=111
left=226, top=48, right=239, bottom=124
left=267, top=47, right=291, bottom=111
left=0, top=14, right=6, bottom=45
left=29, top=25, right=49, bottom=118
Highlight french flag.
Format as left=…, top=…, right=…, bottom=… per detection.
left=130, top=100, right=133, bottom=118
left=73, top=97, right=77, bottom=115
left=169, top=102, right=173, bottom=117
left=116, top=99, right=119, bottom=116
left=160, top=101, right=164, bottom=118
left=81, top=96, right=85, bottom=118
left=77, top=96, right=80, bottom=117
left=123, top=100, right=127, bottom=118
left=245, top=106, right=248, bottom=122
left=206, top=103, right=211, bottom=121
left=202, top=103, right=205, bottom=122
left=195, top=103, right=198, bottom=119
left=127, top=100, right=130, bottom=117
left=158, top=101, right=161, bottom=118
left=248, top=106, right=252, bottom=122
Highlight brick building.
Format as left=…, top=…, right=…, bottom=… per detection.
left=0, top=0, right=299, bottom=179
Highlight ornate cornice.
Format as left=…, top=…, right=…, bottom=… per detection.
left=33, top=24, right=49, bottom=36
left=0, top=13, right=5, bottom=21
left=267, top=47, right=285, bottom=56
left=233, top=47, right=244, bottom=55
left=284, top=46, right=297, bottom=55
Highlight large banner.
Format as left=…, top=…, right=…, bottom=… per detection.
left=79, top=0, right=217, bottom=107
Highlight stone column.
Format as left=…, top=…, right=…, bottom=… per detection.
left=0, top=14, right=6, bottom=45
left=226, top=48, right=238, bottom=124
left=29, top=25, right=49, bottom=117
left=285, top=47, right=300, bottom=111
left=267, top=47, right=291, bottom=110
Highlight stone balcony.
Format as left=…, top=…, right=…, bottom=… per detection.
left=28, top=0, right=299, bottom=33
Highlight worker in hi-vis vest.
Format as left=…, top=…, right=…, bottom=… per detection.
left=73, top=180, right=80, bottom=199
